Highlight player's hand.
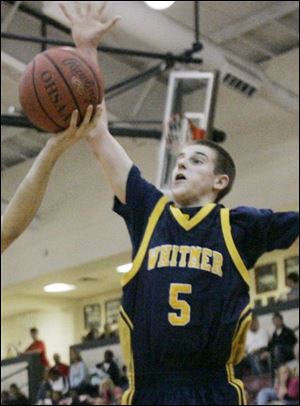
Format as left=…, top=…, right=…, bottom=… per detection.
left=85, top=100, right=110, bottom=150
left=47, top=105, right=102, bottom=155
left=60, top=1, right=121, bottom=49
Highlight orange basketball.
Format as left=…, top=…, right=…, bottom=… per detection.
left=19, top=47, right=104, bottom=133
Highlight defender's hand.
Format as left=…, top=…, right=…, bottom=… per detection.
left=60, top=1, right=121, bottom=49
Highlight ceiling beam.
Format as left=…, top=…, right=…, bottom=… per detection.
left=237, top=37, right=276, bottom=59
left=1, top=1, right=22, bottom=32
left=209, top=1, right=299, bottom=44
left=272, top=19, right=299, bottom=40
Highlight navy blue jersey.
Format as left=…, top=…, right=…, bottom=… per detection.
left=114, top=166, right=299, bottom=405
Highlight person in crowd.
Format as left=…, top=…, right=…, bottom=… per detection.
left=244, top=315, right=270, bottom=375
left=88, top=378, right=123, bottom=405
left=268, top=313, right=297, bottom=371
left=68, top=389, right=91, bottom=405
left=99, top=324, right=117, bottom=341
left=8, top=383, right=30, bottom=405
left=69, top=349, right=89, bottom=394
left=50, top=391, right=63, bottom=405
left=36, top=369, right=52, bottom=404
left=24, top=327, right=49, bottom=370
left=286, top=272, right=299, bottom=300
left=48, top=369, right=69, bottom=397
left=1, top=391, right=11, bottom=405
left=83, top=326, right=100, bottom=342
left=50, top=354, right=69, bottom=378
left=96, top=350, right=121, bottom=386
left=256, top=342, right=299, bottom=405
left=119, top=365, right=129, bottom=391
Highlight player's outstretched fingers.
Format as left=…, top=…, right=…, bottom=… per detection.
left=97, top=1, right=107, bottom=17
left=74, top=1, right=84, bottom=17
left=85, top=2, right=92, bottom=16
left=90, top=105, right=103, bottom=129
left=81, top=105, right=94, bottom=128
left=69, top=110, right=79, bottom=130
left=59, top=3, right=74, bottom=24
left=102, top=16, right=122, bottom=34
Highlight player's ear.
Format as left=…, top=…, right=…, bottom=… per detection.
left=214, top=174, right=229, bottom=192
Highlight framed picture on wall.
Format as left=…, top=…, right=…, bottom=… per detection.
left=284, top=256, right=299, bottom=285
left=255, top=263, right=278, bottom=294
left=84, top=304, right=101, bottom=329
left=105, top=299, right=121, bottom=325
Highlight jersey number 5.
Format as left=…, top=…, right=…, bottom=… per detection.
left=168, top=283, right=192, bottom=326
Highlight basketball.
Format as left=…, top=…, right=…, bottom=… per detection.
left=19, top=47, right=104, bottom=133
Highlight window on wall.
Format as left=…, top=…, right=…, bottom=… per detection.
left=254, top=263, right=278, bottom=294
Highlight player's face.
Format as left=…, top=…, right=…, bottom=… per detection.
left=171, top=144, right=223, bottom=207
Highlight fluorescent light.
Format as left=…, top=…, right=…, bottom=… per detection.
left=144, top=1, right=175, bottom=10
left=116, top=263, right=132, bottom=273
left=43, top=283, right=76, bottom=293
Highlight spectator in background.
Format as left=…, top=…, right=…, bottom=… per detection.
left=119, top=365, right=129, bottom=391
left=24, top=327, right=49, bottom=370
left=48, top=369, right=69, bottom=397
left=69, top=348, right=89, bottom=395
left=83, top=326, right=100, bottom=342
left=88, top=378, right=123, bottom=405
left=69, top=389, right=91, bottom=405
left=99, top=323, right=117, bottom=341
left=286, top=272, right=299, bottom=300
left=50, top=353, right=69, bottom=378
left=36, top=389, right=52, bottom=405
left=96, top=350, right=120, bottom=386
left=244, top=315, right=270, bottom=376
left=36, top=368, right=68, bottom=404
left=256, top=342, right=299, bottom=405
left=8, top=383, right=30, bottom=405
left=36, top=369, right=51, bottom=403
left=1, top=391, right=10, bottom=405
left=286, top=342, right=299, bottom=376
left=269, top=313, right=297, bottom=371
left=50, top=391, right=63, bottom=405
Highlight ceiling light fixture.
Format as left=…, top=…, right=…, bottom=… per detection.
left=144, top=1, right=176, bottom=10
left=43, top=283, right=76, bottom=293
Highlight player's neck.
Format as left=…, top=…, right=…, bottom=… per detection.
left=175, top=195, right=216, bottom=208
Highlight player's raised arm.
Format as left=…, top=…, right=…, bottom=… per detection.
left=1, top=106, right=100, bottom=254
left=86, top=100, right=133, bottom=204
left=60, top=2, right=132, bottom=204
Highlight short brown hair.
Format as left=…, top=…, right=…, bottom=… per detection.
left=196, top=140, right=236, bottom=202
left=30, top=327, right=38, bottom=334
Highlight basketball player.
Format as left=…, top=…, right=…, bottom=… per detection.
left=63, top=2, right=299, bottom=405
left=1, top=105, right=101, bottom=254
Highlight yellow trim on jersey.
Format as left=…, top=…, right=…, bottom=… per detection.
left=220, top=208, right=251, bottom=287
left=120, top=306, right=134, bottom=330
left=119, top=306, right=135, bottom=405
left=226, top=303, right=252, bottom=405
left=229, top=304, right=252, bottom=365
left=170, top=203, right=216, bottom=231
left=226, top=363, right=246, bottom=405
left=121, top=196, right=169, bottom=287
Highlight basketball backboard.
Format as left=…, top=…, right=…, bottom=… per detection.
left=157, top=70, right=219, bottom=191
